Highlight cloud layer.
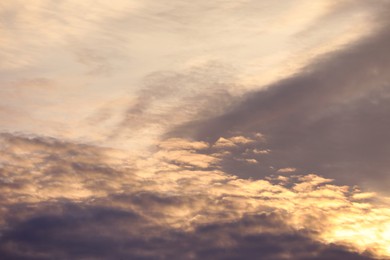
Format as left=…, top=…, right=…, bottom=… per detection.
left=2, top=0, right=390, bottom=259
left=168, top=6, right=390, bottom=193
left=0, top=0, right=382, bottom=149
left=1, top=133, right=389, bottom=259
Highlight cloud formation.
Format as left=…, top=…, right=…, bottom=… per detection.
left=169, top=5, right=390, bottom=192
left=0, top=0, right=381, bottom=149
left=2, top=0, right=390, bottom=259
left=1, top=133, right=389, bottom=259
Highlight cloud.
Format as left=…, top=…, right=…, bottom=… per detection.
left=277, top=167, right=297, bottom=173
left=74, top=48, right=113, bottom=76
left=158, top=138, right=209, bottom=151
left=0, top=133, right=390, bottom=259
left=253, top=149, right=271, bottom=154
left=1, top=0, right=381, bottom=151
left=0, top=206, right=376, bottom=260
left=2, top=1, right=390, bottom=259
left=167, top=6, right=390, bottom=192
left=213, top=135, right=258, bottom=149
left=109, top=63, right=237, bottom=143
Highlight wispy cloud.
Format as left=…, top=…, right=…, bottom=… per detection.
left=1, top=0, right=381, bottom=149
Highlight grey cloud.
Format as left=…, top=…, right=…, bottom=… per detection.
left=167, top=15, right=390, bottom=192
left=109, top=62, right=237, bottom=139
left=0, top=202, right=376, bottom=260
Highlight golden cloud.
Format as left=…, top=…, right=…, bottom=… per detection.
left=1, top=133, right=390, bottom=258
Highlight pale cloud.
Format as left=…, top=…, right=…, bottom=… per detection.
left=277, top=167, right=297, bottom=173
left=253, top=149, right=271, bottom=154
left=213, top=137, right=237, bottom=148
left=213, top=135, right=256, bottom=149
left=244, top=158, right=258, bottom=164
left=0, top=0, right=382, bottom=152
left=352, top=192, right=377, bottom=201
left=154, top=149, right=219, bottom=169
left=158, top=138, right=209, bottom=151
left=229, top=136, right=255, bottom=144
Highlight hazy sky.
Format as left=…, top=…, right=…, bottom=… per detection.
left=1, top=1, right=390, bottom=259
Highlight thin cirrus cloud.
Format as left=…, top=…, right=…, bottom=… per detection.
left=1, top=0, right=390, bottom=259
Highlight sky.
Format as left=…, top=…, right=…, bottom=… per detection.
left=1, top=0, right=390, bottom=259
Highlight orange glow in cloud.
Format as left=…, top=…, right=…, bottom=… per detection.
left=1, top=134, right=390, bottom=258
left=2, top=1, right=390, bottom=259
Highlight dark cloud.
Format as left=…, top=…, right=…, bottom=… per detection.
left=167, top=16, right=390, bottom=192
left=0, top=202, right=376, bottom=260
